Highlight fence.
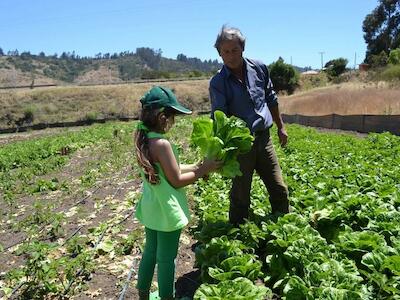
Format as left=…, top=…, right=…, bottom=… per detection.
left=282, top=114, right=400, bottom=135
left=1, top=114, right=399, bottom=136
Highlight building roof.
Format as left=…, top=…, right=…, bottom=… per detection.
left=301, top=70, right=319, bottom=75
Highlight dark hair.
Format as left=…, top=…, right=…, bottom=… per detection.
left=134, top=106, right=176, bottom=184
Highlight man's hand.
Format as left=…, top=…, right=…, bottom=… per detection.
left=277, top=127, right=288, bottom=147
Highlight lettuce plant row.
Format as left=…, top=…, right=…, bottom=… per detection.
left=191, top=124, right=400, bottom=299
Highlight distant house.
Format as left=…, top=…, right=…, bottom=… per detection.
left=301, top=70, right=319, bottom=75
left=359, top=63, right=370, bottom=72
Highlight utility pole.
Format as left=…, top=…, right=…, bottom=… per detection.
left=290, top=56, right=293, bottom=65
left=319, top=52, right=325, bottom=70
left=354, top=52, right=357, bottom=70
left=109, top=59, right=111, bottom=84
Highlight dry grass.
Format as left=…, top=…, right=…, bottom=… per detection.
left=280, top=82, right=400, bottom=116
left=0, top=79, right=210, bottom=128
left=1, top=79, right=399, bottom=130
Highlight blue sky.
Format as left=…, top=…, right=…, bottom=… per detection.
left=0, top=0, right=378, bottom=69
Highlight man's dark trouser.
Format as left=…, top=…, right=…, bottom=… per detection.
left=229, top=130, right=289, bottom=225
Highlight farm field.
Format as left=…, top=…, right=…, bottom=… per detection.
left=0, top=117, right=399, bottom=299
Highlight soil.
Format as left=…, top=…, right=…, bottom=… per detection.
left=0, top=130, right=203, bottom=300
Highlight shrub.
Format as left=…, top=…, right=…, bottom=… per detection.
left=368, top=51, right=388, bottom=68
left=388, top=48, right=400, bottom=65
left=269, top=58, right=300, bottom=94
left=84, top=112, right=98, bottom=123
left=381, top=64, right=400, bottom=81
left=23, top=105, right=36, bottom=123
left=300, top=72, right=329, bottom=90
left=324, top=58, right=348, bottom=78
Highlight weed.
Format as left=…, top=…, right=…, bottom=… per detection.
left=115, top=228, right=144, bottom=255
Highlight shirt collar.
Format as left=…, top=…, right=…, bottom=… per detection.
left=223, top=58, right=248, bottom=79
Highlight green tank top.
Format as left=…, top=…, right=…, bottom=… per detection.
left=135, top=131, right=191, bottom=232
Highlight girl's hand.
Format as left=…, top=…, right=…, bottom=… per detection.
left=201, top=158, right=223, bottom=173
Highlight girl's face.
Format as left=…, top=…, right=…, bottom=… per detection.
left=160, top=113, right=175, bottom=133
left=165, top=114, right=175, bottom=132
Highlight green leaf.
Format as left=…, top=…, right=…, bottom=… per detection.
left=97, top=240, right=114, bottom=254
left=191, top=110, right=254, bottom=178
left=382, top=255, right=400, bottom=276
left=194, top=277, right=271, bottom=300
left=283, top=275, right=309, bottom=299
left=208, top=254, right=263, bottom=282
left=361, top=251, right=385, bottom=272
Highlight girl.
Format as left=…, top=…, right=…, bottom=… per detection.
left=134, top=86, right=221, bottom=300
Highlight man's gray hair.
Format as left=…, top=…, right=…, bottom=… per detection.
left=214, top=25, right=246, bottom=52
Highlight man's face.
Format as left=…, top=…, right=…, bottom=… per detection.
left=219, top=39, right=243, bottom=70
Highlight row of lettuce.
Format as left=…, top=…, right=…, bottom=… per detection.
left=0, top=123, right=136, bottom=205
left=190, top=124, right=400, bottom=299
left=0, top=122, right=141, bottom=298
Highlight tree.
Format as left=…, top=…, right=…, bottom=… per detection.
left=20, top=51, right=32, bottom=59
left=370, top=50, right=389, bottom=67
left=136, top=47, right=162, bottom=69
left=388, top=48, right=400, bottom=64
left=363, top=0, right=400, bottom=63
left=60, top=52, right=68, bottom=59
left=177, top=54, right=188, bottom=62
left=269, top=57, right=299, bottom=94
left=118, top=60, right=140, bottom=80
left=0, top=47, right=3, bottom=56
left=324, top=58, right=348, bottom=77
left=8, top=49, right=19, bottom=56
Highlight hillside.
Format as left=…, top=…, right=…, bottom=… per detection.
left=0, top=48, right=222, bottom=87
left=0, top=79, right=210, bottom=130
left=1, top=77, right=400, bottom=132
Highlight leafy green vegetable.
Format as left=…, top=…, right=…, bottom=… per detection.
left=194, top=277, right=272, bottom=300
left=195, top=236, right=248, bottom=281
left=191, top=110, right=254, bottom=178
left=208, top=254, right=263, bottom=282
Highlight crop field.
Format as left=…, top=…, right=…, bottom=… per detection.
left=0, top=118, right=399, bottom=299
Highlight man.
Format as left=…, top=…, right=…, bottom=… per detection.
left=209, top=25, right=290, bottom=225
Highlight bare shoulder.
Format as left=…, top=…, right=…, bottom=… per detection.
left=149, top=138, right=173, bottom=163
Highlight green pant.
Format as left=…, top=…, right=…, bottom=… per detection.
left=137, top=227, right=182, bottom=298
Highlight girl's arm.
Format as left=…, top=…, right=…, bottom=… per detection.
left=180, top=163, right=200, bottom=174
left=153, top=139, right=219, bottom=188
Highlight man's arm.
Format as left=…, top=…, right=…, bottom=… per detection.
left=262, top=64, right=288, bottom=147
left=270, top=104, right=288, bottom=147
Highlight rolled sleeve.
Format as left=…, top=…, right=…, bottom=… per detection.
left=260, top=64, right=279, bottom=108
left=265, top=77, right=279, bottom=108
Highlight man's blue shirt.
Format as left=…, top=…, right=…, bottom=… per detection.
left=209, top=58, right=278, bottom=133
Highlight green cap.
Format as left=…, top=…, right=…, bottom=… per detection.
left=140, top=86, right=192, bottom=114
